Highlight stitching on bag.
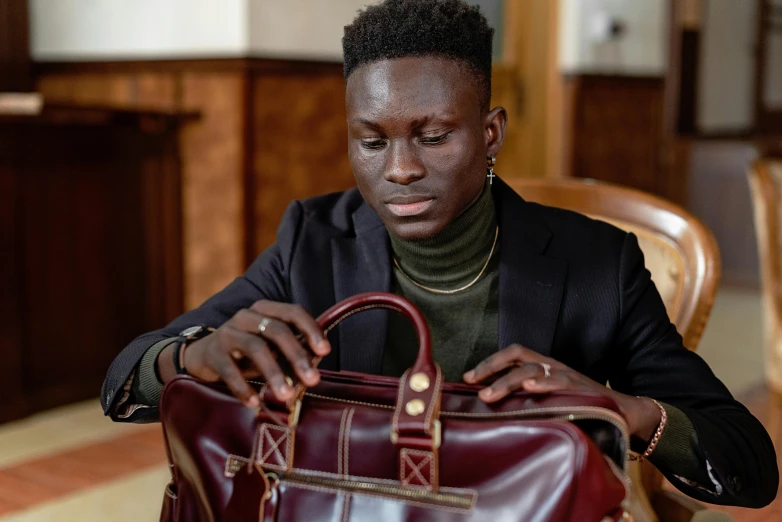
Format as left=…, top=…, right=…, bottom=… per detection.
left=424, top=365, right=443, bottom=434
left=305, top=393, right=395, bottom=410
left=391, top=369, right=411, bottom=435
left=344, top=408, right=355, bottom=475
left=341, top=493, right=352, bottom=522
left=303, top=394, right=621, bottom=422
left=288, top=467, right=474, bottom=494
left=338, top=409, right=349, bottom=476
left=400, top=449, right=434, bottom=490
left=257, top=423, right=290, bottom=472
left=224, top=454, right=251, bottom=477
left=280, top=481, right=475, bottom=515
left=323, top=305, right=404, bottom=336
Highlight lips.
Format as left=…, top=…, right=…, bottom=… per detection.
left=385, top=195, right=435, bottom=217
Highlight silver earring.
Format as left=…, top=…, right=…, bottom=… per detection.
left=486, top=156, right=496, bottom=185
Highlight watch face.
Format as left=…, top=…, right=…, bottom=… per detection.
left=180, top=326, right=203, bottom=338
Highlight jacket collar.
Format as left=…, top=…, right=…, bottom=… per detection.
left=331, top=177, right=567, bottom=373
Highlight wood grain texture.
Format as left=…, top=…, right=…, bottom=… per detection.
left=251, top=68, right=354, bottom=253
left=180, top=72, right=246, bottom=308
left=0, top=128, right=26, bottom=423
left=0, top=107, right=185, bottom=423
left=561, top=75, right=689, bottom=206
left=0, top=0, right=32, bottom=92
left=35, top=68, right=245, bottom=310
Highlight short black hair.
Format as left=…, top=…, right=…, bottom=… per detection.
left=342, top=0, right=494, bottom=108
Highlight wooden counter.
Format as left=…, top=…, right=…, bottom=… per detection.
left=0, top=103, right=196, bottom=422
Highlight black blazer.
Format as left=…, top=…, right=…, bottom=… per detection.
left=102, top=178, right=777, bottom=507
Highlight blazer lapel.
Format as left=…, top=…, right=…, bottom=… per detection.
left=495, top=179, right=567, bottom=357
left=331, top=202, right=392, bottom=373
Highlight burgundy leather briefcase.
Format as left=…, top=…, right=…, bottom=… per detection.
left=159, top=293, right=630, bottom=521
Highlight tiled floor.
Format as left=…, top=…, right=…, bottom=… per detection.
left=0, top=285, right=777, bottom=521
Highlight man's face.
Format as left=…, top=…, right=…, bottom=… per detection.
left=346, top=56, right=505, bottom=240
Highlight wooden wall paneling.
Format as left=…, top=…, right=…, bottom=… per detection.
left=36, top=72, right=178, bottom=111
left=495, top=0, right=559, bottom=179
left=180, top=71, right=246, bottom=309
left=36, top=73, right=137, bottom=106
left=0, top=0, right=32, bottom=91
left=565, top=75, right=675, bottom=202
left=15, top=124, right=155, bottom=413
left=139, top=125, right=186, bottom=325
left=251, top=66, right=355, bottom=254
left=35, top=65, right=247, bottom=310
left=0, top=128, right=26, bottom=422
left=0, top=107, right=187, bottom=422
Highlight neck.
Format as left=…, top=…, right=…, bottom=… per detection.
left=389, top=181, right=497, bottom=288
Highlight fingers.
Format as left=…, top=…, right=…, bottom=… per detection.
left=233, top=309, right=320, bottom=387
left=477, top=363, right=558, bottom=402
left=250, top=301, right=331, bottom=357
left=209, top=326, right=294, bottom=402
left=204, top=346, right=260, bottom=408
left=463, top=344, right=552, bottom=384
left=256, top=317, right=321, bottom=387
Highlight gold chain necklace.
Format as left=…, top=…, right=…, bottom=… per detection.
left=392, top=226, right=499, bottom=295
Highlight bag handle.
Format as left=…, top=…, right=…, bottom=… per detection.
left=257, top=293, right=443, bottom=490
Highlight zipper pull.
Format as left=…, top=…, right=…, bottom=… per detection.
left=261, top=472, right=280, bottom=522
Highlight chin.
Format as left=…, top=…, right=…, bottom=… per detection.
left=386, top=218, right=445, bottom=241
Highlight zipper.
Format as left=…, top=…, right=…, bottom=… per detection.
left=301, top=392, right=630, bottom=464
left=249, top=384, right=631, bottom=471
left=269, top=471, right=475, bottom=511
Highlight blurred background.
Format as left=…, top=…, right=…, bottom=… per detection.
left=1, top=0, right=781, bottom=520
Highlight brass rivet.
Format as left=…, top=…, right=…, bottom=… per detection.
left=405, top=399, right=426, bottom=416
left=409, top=372, right=430, bottom=392
left=669, top=266, right=679, bottom=278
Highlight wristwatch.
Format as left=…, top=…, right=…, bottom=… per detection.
left=173, top=325, right=214, bottom=375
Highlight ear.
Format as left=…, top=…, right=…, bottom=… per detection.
left=484, top=106, right=508, bottom=159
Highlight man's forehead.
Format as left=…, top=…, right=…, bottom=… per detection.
left=345, top=57, right=479, bottom=115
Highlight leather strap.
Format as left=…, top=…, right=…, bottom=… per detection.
left=256, top=292, right=443, bottom=489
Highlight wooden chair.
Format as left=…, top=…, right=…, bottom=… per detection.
left=506, top=177, right=722, bottom=522
left=748, top=158, right=782, bottom=433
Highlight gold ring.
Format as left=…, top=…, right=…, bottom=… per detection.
left=258, top=317, right=272, bottom=334
left=540, top=363, right=551, bottom=378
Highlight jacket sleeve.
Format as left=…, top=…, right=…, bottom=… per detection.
left=100, top=201, right=304, bottom=423
left=608, top=233, right=778, bottom=508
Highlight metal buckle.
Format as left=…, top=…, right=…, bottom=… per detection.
left=289, top=398, right=302, bottom=428
left=390, top=419, right=441, bottom=449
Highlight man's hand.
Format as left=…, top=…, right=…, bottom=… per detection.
left=157, top=301, right=330, bottom=409
left=463, top=344, right=661, bottom=440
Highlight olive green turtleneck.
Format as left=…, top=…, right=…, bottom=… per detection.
left=383, top=180, right=499, bottom=382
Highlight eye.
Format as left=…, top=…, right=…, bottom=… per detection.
left=360, top=139, right=387, bottom=150
left=419, top=133, right=450, bottom=145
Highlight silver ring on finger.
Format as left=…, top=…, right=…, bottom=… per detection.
left=540, top=362, right=552, bottom=378
left=258, top=317, right=273, bottom=334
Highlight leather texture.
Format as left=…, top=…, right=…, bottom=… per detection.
left=160, top=293, right=630, bottom=521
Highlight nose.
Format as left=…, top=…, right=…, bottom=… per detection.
left=384, top=140, right=425, bottom=185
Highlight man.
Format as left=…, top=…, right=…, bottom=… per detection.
left=102, top=0, right=778, bottom=508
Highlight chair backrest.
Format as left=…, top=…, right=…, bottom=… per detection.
left=506, top=177, right=721, bottom=351
left=748, top=158, right=782, bottom=393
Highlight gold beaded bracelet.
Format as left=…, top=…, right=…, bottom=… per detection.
left=628, top=398, right=667, bottom=462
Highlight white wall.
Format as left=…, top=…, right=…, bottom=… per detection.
left=248, top=0, right=377, bottom=61
left=559, top=0, right=669, bottom=76
left=29, top=0, right=249, bottom=60
left=29, top=0, right=379, bottom=62
left=697, top=0, right=758, bottom=132
left=763, top=0, right=782, bottom=109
